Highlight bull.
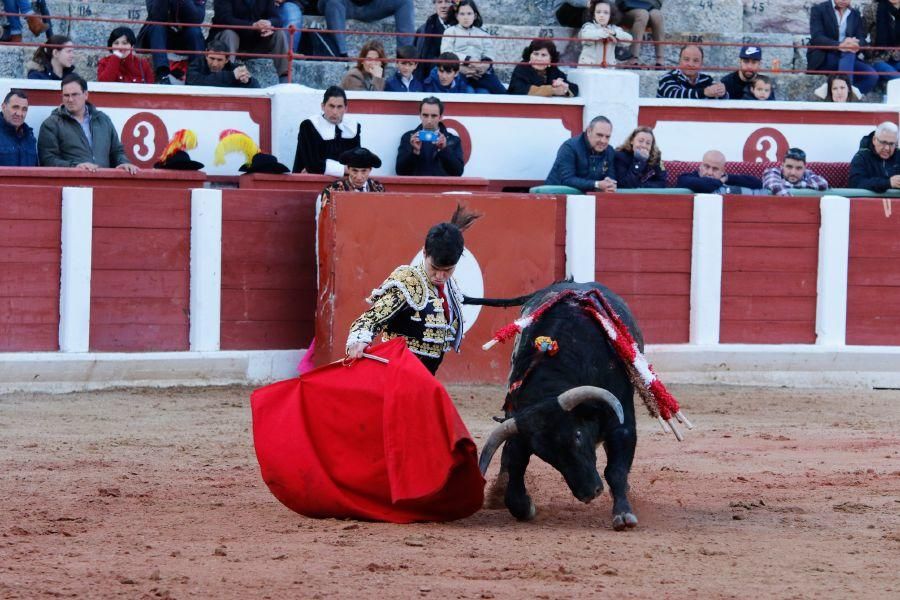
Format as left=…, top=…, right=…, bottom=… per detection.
left=468, top=281, right=643, bottom=530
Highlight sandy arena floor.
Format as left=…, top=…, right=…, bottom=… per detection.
left=1, top=383, right=898, bottom=599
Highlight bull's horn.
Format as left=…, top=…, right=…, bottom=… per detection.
left=557, top=386, right=624, bottom=425
left=478, top=418, right=518, bottom=476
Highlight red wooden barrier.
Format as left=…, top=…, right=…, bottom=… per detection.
left=90, top=188, right=191, bottom=351
left=220, top=189, right=317, bottom=350
left=720, top=196, right=819, bottom=343
left=238, top=173, right=491, bottom=194
left=0, top=186, right=61, bottom=351
left=0, top=167, right=205, bottom=190
left=593, top=194, right=693, bottom=344
left=846, top=198, right=900, bottom=345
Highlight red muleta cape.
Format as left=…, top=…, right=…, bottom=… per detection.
left=250, top=338, right=485, bottom=523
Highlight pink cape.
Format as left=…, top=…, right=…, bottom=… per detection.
left=251, top=338, right=485, bottom=523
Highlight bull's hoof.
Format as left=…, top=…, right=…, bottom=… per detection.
left=509, top=498, right=537, bottom=521
left=612, top=512, right=638, bottom=531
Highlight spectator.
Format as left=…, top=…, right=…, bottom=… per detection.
left=1, top=0, right=48, bottom=42
left=614, top=126, right=665, bottom=188
left=747, top=74, right=773, bottom=100
left=276, top=0, right=304, bottom=52
left=545, top=115, right=617, bottom=192
left=212, top=0, right=290, bottom=84
left=26, top=34, right=75, bottom=80
left=320, top=147, right=386, bottom=208
left=578, top=0, right=632, bottom=67
left=808, top=0, right=878, bottom=95
left=414, top=0, right=453, bottom=80
left=863, top=0, right=900, bottom=81
left=814, top=73, right=862, bottom=101
left=849, top=122, right=900, bottom=191
left=293, top=86, right=360, bottom=175
left=440, top=0, right=506, bottom=94
left=97, top=27, right=153, bottom=84
left=616, top=0, right=665, bottom=66
left=318, top=0, right=415, bottom=58
left=657, top=45, right=727, bottom=99
left=676, top=150, right=762, bottom=193
left=721, top=45, right=775, bottom=100
left=341, top=39, right=387, bottom=91
left=423, top=53, right=476, bottom=93
left=143, top=0, right=208, bottom=84
left=37, top=74, right=138, bottom=173
left=385, top=45, right=424, bottom=92
left=762, top=147, right=829, bottom=196
left=509, top=39, right=579, bottom=97
left=0, top=89, right=37, bottom=167
left=553, top=0, right=588, bottom=28
left=187, top=38, right=260, bottom=87
left=396, top=96, right=464, bottom=177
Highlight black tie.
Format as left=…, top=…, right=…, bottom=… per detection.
left=335, top=125, right=342, bottom=140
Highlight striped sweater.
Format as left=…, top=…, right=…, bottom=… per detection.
left=656, top=69, right=728, bottom=100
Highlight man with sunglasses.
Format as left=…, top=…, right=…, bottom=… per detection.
left=762, top=148, right=828, bottom=196
left=850, top=121, right=900, bottom=192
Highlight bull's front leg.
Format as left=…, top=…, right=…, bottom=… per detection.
left=603, top=425, right=638, bottom=531
left=501, top=437, right=536, bottom=521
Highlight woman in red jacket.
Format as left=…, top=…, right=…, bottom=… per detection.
left=97, top=27, right=153, bottom=84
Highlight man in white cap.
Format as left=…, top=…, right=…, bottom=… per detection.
left=721, top=45, right=775, bottom=100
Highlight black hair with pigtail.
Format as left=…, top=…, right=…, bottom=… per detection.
left=424, top=204, right=482, bottom=268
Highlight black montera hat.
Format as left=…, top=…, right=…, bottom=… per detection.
left=339, top=147, right=382, bottom=169
left=153, top=150, right=205, bottom=171
left=239, top=152, right=290, bottom=174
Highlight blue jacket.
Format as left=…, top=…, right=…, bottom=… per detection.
left=0, top=118, right=38, bottom=167
left=422, top=67, right=475, bottom=94
left=807, top=0, right=867, bottom=72
left=545, top=133, right=617, bottom=192
left=384, top=72, right=424, bottom=93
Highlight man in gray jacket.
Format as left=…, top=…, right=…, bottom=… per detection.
left=38, top=74, right=138, bottom=172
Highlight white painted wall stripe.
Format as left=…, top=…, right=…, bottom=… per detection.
left=565, top=195, right=597, bottom=283
left=189, top=188, right=223, bottom=352
left=59, top=187, right=93, bottom=353
left=816, top=195, right=850, bottom=346
left=689, top=194, right=723, bottom=345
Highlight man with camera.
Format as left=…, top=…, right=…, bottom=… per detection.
left=395, top=96, right=464, bottom=177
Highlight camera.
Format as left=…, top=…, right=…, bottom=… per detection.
left=417, top=130, right=439, bottom=143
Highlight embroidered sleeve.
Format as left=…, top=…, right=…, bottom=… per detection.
left=346, top=285, right=408, bottom=350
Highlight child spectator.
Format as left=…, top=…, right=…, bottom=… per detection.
left=26, top=34, right=75, bottom=80
left=423, top=53, right=476, bottom=93
left=440, top=0, right=506, bottom=94
left=341, top=40, right=387, bottom=91
left=578, top=0, right=632, bottom=67
left=97, top=27, right=153, bottom=84
left=415, top=0, right=453, bottom=80
left=746, top=74, right=772, bottom=100
left=509, top=39, right=579, bottom=96
left=385, top=45, right=424, bottom=92
left=614, top=126, right=666, bottom=188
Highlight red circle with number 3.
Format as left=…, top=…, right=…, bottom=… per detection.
left=121, top=112, right=169, bottom=168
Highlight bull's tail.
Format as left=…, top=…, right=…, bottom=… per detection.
left=462, top=293, right=536, bottom=308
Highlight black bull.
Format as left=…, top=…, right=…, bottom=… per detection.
left=466, top=281, right=641, bottom=530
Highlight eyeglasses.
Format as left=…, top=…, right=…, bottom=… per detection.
left=784, top=148, right=806, bottom=161
left=874, top=137, right=898, bottom=148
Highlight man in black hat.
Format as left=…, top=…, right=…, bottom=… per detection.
left=721, top=45, right=775, bottom=100
left=319, top=147, right=385, bottom=208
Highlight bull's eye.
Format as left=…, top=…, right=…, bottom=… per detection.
left=574, top=429, right=584, bottom=446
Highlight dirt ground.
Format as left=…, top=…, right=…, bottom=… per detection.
left=1, top=383, right=898, bottom=599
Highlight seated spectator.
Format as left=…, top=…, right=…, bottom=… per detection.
left=578, top=0, right=632, bottom=67
left=676, top=150, right=762, bottom=193
left=414, top=0, right=453, bottom=80
left=614, top=126, right=665, bottom=188
left=863, top=0, right=900, bottom=82
left=849, top=122, right=900, bottom=192
left=616, top=0, right=665, bottom=66
left=396, top=96, right=464, bottom=177
left=807, top=0, right=878, bottom=95
left=212, top=0, right=290, bottom=84
left=320, top=147, right=386, bottom=208
left=721, top=45, right=774, bottom=100
left=293, top=86, right=360, bottom=175
left=37, top=74, right=138, bottom=173
left=276, top=0, right=304, bottom=52
left=762, top=148, right=829, bottom=196
left=554, top=0, right=588, bottom=28
left=341, top=40, right=386, bottom=91
left=814, top=73, right=862, bottom=101
left=142, top=0, right=207, bottom=84
left=545, top=115, right=617, bottom=192
left=423, top=53, right=476, bottom=94
left=318, top=0, right=414, bottom=58
left=385, top=45, right=424, bottom=92
left=1, top=0, right=48, bottom=42
left=26, top=34, right=75, bottom=80
left=746, top=74, right=773, bottom=100
left=0, top=89, right=37, bottom=167
left=657, top=45, right=727, bottom=99
left=187, top=39, right=261, bottom=87
left=509, top=39, right=579, bottom=97
left=97, top=27, right=153, bottom=84
left=440, top=0, right=506, bottom=94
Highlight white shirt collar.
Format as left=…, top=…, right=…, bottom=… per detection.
left=309, top=113, right=358, bottom=140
